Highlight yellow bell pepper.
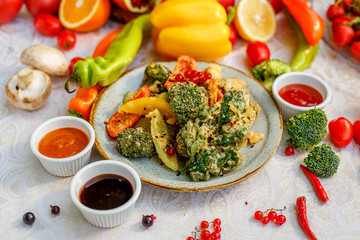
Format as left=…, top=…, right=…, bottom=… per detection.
left=117, top=97, right=177, bottom=124
left=150, top=0, right=232, bottom=61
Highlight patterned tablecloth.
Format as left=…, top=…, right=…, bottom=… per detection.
left=1, top=5, right=360, bottom=240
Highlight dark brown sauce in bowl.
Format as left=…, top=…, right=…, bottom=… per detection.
left=79, top=174, right=133, bottom=210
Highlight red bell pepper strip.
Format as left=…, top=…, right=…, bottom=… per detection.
left=105, top=85, right=151, bottom=138
left=296, top=196, right=318, bottom=240
left=300, top=164, right=329, bottom=203
left=282, top=0, right=324, bottom=46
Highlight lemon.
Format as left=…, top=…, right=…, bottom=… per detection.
left=234, top=0, right=276, bottom=42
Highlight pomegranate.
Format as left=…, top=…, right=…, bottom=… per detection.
left=112, top=0, right=150, bottom=13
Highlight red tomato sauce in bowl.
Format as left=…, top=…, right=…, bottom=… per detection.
left=38, top=127, right=89, bottom=158
left=278, top=84, right=323, bottom=107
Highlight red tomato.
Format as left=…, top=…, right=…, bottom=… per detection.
left=229, top=23, right=237, bottom=46
left=353, top=120, right=360, bottom=145
left=328, top=117, right=353, bottom=147
left=25, top=0, right=61, bottom=16
left=267, top=0, right=283, bottom=14
left=0, top=0, right=24, bottom=24
left=246, top=41, right=270, bottom=67
left=57, top=30, right=76, bottom=50
left=34, top=13, right=62, bottom=36
left=69, top=57, right=84, bottom=76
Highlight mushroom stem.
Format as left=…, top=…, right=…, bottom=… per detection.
left=17, top=68, right=36, bottom=90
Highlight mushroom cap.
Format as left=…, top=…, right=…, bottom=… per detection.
left=20, top=44, right=69, bottom=76
left=5, top=68, right=52, bottom=111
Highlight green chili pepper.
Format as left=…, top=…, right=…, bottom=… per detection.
left=286, top=8, right=319, bottom=72
left=65, top=14, right=152, bottom=93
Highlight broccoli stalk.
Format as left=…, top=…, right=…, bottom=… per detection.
left=304, top=144, right=340, bottom=178
left=252, top=59, right=292, bottom=92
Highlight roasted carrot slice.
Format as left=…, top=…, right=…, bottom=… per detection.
left=164, top=55, right=198, bottom=89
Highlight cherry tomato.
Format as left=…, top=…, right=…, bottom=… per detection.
left=333, top=25, right=354, bottom=47
left=326, top=4, right=345, bottom=21
left=328, top=117, right=353, bottom=147
left=350, top=41, right=360, bottom=61
left=69, top=57, right=84, bottom=76
left=25, top=0, right=61, bottom=16
left=34, top=13, right=62, bottom=36
left=0, top=0, right=24, bottom=24
left=353, top=120, right=360, bottom=145
left=57, top=30, right=76, bottom=50
left=246, top=41, right=270, bottom=67
left=267, top=0, right=283, bottom=14
left=229, top=23, right=238, bottom=46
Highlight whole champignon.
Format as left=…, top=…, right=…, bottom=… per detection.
left=20, top=44, right=68, bottom=76
left=5, top=68, right=52, bottom=111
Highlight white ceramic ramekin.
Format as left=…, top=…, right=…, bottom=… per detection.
left=272, top=72, right=331, bottom=121
left=70, top=160, right=141, bottom=228
left=30, top=116, right=95, bottom=177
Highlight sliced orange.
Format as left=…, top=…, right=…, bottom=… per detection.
left=234, top=0, right=276, bottom=42
left=59, top=0, right=111, bottom=32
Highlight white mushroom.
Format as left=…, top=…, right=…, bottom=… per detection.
left=20, top=44, right=68, bottom=76
left=5, top=68, right=52, bottom=111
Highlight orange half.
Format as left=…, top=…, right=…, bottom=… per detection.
left=59, top=0, right=111, bottom=32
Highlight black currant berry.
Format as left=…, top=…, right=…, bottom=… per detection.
left=23, top=212, right=36, bottom=225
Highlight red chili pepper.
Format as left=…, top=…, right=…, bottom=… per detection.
left=300, top=164, right=329, bottom=203
left=296, top=196, right=318, bottom=240
left=282, top=0, right=324, bottom=46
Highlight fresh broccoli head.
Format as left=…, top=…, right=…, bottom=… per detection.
left=287, top=108, right=328, bottom=150
left=116, top=127, right=155, bottom=158
left=252, top=59, right=292, bottom=91
left=143, top=63, right=172, bottom=85
left=168, top=82, right=208, bottom=126
left=304, top=144, right=340, bottom=178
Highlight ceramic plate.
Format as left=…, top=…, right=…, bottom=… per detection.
left=90, top=62, right=283, bottom=192
left=312, top=0, right=360, bottom=69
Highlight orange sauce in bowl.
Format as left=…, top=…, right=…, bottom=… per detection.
left=38, top=128, right=89, bottom=158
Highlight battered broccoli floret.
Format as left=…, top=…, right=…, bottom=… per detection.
left=304, top=144, right=340, bottom=178
left=116, top=127, right=155, bottom=158
left=219, top=90, right=245, bottom=125
left=168, top=82, right=208, bottom=126
left=287, top=108, right=328, bottom=150
left=143, top=63, right=172, bottom=92
left=252, top=59, right=292, bottom=92
left=189, top=147, right=243, bottom=182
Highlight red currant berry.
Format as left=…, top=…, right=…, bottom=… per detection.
left=196, top=71, right=203, bottom=78
left=190, top=70, right=197, bottom=77
left=214, top=226, right=222, bottom=233
left=285, top=146, right=295, bottom=155
left=267, top=211, right=277, bottom=221
left=275, top=215, right=286, bottom=225
left=175, top=74, right=184, bottom=82
left=204, top=72, right=212, bottom=80
left=184, top=71, right=191, bottom=78
left=201, top=229, right=211, bottom=239
left=166, top=147, right=175, bottom=156
left=50, top=205, right=60, bottom=215
left=254, top=211, right=263, bottom=221
left=189, top=77, right=198, bottom=84
left=186, top=237, right=194, bottom=240
left=200, top=220, right=209, bottom=229
left=261, top=216, right=270, bottom=224
left=23, top=212, right=36, bottom=225
left=210, top=232, right=221, bottom=239
left=199, top=77, right=206, bottom=83
left=213, top=218, right=221, bottom=226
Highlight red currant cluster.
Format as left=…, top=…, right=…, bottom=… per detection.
left=171, top=70, right=212, bottom=86
left=187, top=218, right=222, bottom=240
left=254, top=208, right=286, bottom=225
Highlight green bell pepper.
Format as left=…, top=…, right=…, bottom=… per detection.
left=65, top=14, right=152, bottom=92
left=286, top=9, right=319, bottom=71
